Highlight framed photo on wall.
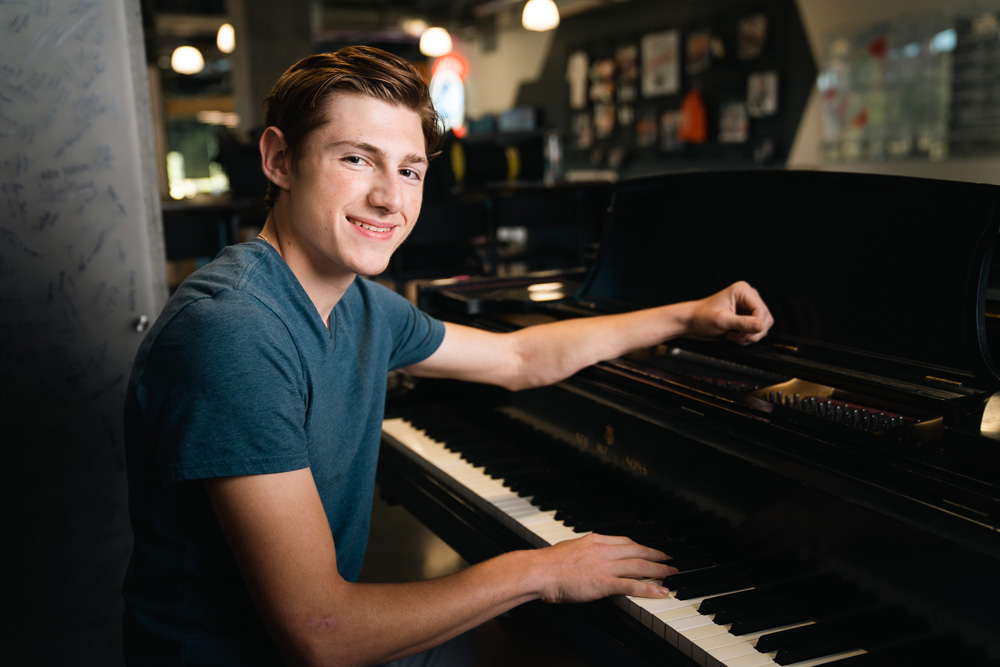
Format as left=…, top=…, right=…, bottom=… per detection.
left=641, top=30, right=680, bottom=97
left=747, top=70, right=779, bottom=117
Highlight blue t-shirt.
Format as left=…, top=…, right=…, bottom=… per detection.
left=122, top=240, right=445, bottom=664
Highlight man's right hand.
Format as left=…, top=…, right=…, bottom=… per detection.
left=528, top=533, right=678, bottom=604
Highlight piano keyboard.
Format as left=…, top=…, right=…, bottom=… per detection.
left=381, top=416, right=876, bottom=667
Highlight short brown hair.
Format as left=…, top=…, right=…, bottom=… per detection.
left=261, top=45, right=442, bottom=208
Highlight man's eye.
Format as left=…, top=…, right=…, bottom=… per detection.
left=400, top=168, right=421, bottom=179
left=344, top=155, right=364, bottom=164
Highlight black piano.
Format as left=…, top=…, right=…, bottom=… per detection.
left=378, top=170, right=1000, bottom=667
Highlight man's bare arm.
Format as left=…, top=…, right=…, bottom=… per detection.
left=407, top=280, right=773, bottom=391
left=206, top=469, right=674, bottom=667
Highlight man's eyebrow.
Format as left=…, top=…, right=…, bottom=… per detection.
left=334, top=140, right=428, bottom=165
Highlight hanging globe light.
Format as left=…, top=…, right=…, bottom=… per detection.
left=522, top=0, right=560, bottom=31
left=171, top=45, right=205, bottom=75
left=419, top=27, right=453, bottom=57
left=217, top=23, right=235, bottom=54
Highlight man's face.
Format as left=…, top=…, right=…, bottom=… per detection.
left=277, top=93, right=427, bottom=283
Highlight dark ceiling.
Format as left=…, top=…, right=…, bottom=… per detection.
left=146, top=0, right=624, bottom=99
left=150, top=1, right=624, bottom=39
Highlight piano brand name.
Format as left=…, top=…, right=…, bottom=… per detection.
left=624, top=455, right=648, bottom=476
left=575, top=432, right=605, bottom=455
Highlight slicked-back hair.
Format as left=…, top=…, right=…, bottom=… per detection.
left=261, top=45, right=442, bottom=209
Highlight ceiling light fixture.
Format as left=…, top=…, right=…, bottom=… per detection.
left=170, top=45, right=205, bottom=75
left=217, top=23, right=235, bottom=54
left=522, top=0, right=560, bottom=31
left=402, top=18, right=429, bottom=39
left=419, top=26, right=453, bottom=57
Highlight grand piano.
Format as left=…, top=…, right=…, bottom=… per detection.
left=378, top=170, right=1000, bottom=667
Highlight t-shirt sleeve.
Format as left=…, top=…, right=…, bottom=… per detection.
left=365, top=280, right=446, bottom=369
left=134, top=291, right=311, bottom=483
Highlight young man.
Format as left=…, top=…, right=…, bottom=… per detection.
left=123, top=46, right=773, bottom=666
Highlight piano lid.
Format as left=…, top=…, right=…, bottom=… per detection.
left=576, top=169, right=1000, bottom=388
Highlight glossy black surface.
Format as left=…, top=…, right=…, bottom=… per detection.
left=388, top=171, right=1000, bottom=666
left=580, top=170, right=1000, bottom=385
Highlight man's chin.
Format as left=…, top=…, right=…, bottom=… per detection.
left=358, top=260, right=392, bottom=279
left=349, top=244, right=405, bottom=279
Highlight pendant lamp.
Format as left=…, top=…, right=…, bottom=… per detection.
left=522, top=0, right=560, bottom=31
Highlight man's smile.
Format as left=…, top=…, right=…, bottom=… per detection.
left=349, top=217, right=393, bottom=233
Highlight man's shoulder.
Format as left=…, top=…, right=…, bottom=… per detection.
left=178, top=241, right=279, bottom=297
left=142, top=244, right=305, bottom=358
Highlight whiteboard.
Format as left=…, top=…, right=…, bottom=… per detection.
left=0, top=0, right=167, bottom=663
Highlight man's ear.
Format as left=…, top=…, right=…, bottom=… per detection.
left=259, top=126, right=292, bottom=191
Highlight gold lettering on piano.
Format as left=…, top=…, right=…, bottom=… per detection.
left=604, top=425, right=615, bottom=446
left=624, top=455, right=648, bottom=476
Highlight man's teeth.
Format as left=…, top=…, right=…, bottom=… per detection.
left=352, top=220, right=391, bottom=233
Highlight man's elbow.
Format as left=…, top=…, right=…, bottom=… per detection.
left=497, top=366, right=558, bottom=392
left=275, top=619, right=379, bottom=667
left=498, top=376, right=531, bottom=392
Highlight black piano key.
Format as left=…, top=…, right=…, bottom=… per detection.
left=700, top=571, right=830, bottom=617
left=662, top=556, right=717, bottom=572
left=673, top=554, right=803, bottom=603
left=473, top=452, right=532, bottom=469
left=769, top=607, right=930, bottom=665
left=707, top=573, right=848, bottom=631
left=555, top=504, right=622, bottom=524
left=675, top=575, right=754, bottom=599
left=719, top=577, right=871, bottom=643
left=490, top=459, right=552, bottom=480
left=662, top=565, right=754, bottom=599
left=756, top=624, right=844, bottom=655
left=756, top=605, right=920, bottom=654
left=711, top=594, right=789, bottom=624
left=643, top=541, right=716, bottom=562
left=729, top=606, right=810, bottom=635
left=698, top=587, right=768, bottom=615
left=663, top=564, right=736, bottom=586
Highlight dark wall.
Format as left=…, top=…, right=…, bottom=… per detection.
left=515, top=0, right=815, bottom=178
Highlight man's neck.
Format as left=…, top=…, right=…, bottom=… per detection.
left=258, top=212, right=354, bottom=329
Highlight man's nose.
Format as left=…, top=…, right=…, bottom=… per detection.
left=369, top=172, right=404, bottom=213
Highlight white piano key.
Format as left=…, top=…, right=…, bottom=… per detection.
left=722, top=652, right=779, bottom=667
left=672, top=613, right=718, bottom=632
left=656, top=605, right=706, bottom=623
left=663, top=609, right=717, bottom=645
left=697, top=621, right=815, bottom=654
left=709, top=642, right=773, bottom=665
left=702, top=622, right=817, bottom=667
left=717, top=647, right=869, bottom=667
left=685, top=621, right=732, bottom=645
left=673, top=614, right=720, bottom=657
left=699, top=631, right=752, bottom=654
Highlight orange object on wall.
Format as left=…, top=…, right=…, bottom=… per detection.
left=677, top=88, right=708, bottom=143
